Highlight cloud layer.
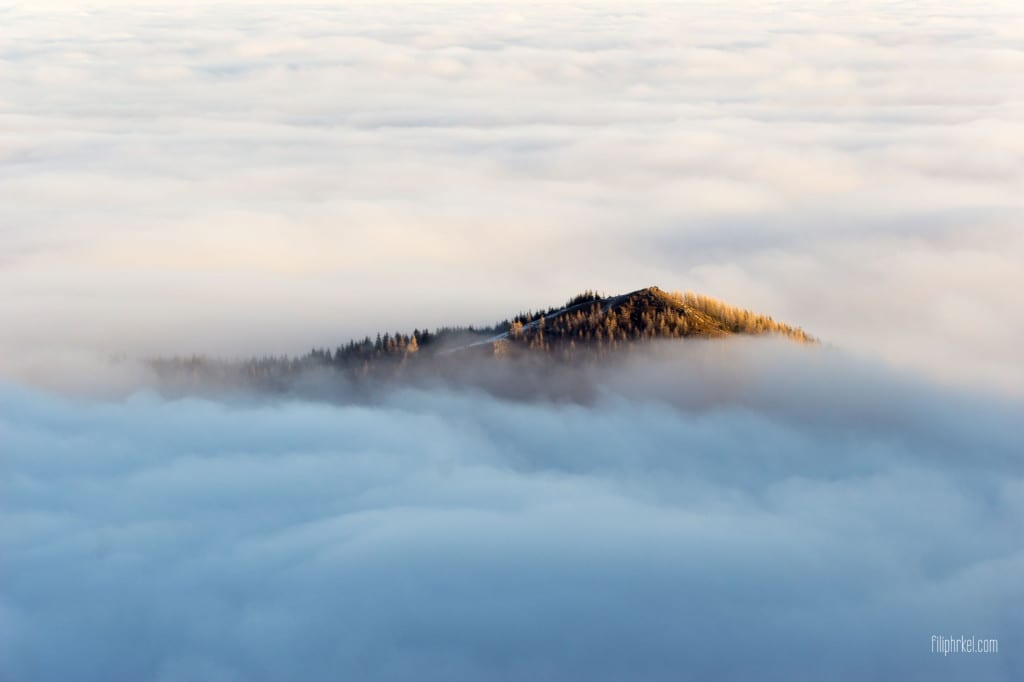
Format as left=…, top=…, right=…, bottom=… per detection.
left=2, top=342, right=1022, bottom=681
left=1, top=1, right=1023, bottom=391
left=4, top=5, right=1021, bottom=679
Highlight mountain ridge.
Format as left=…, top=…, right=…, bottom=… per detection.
left=446, top=286, right=813, bottom=356
left=152, top=287, right=815, bottom=391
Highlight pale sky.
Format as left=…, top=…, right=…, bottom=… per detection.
left=2, top=1, right=1023, bottom=392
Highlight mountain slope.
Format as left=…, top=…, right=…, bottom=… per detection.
left=152, top=287, right=815, bottom=391
left=484, top=287, right=813, bottom=355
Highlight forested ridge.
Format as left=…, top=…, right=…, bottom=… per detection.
left=152, top=287, right=815, bottom=388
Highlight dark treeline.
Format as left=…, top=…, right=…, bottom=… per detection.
left=151, top=287, right=815, bottom=392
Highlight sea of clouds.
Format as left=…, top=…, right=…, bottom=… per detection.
left=2, top=2, right=1023, bottom=679
left=1, top=1, right=1023, bottom=392
left=2, top=340, right=1021, bottom=681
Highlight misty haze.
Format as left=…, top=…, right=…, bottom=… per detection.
left=2, top=2, right=1023, bottom=681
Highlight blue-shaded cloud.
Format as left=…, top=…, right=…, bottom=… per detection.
left=2, top=341, right=1021, bottom=681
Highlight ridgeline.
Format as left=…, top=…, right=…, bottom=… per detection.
left=153, top=287, right=815, bottom=390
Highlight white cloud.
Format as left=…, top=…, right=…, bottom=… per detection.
left=4, top=5, right=1022, bottom=679
left=1, top=1, right=1022, bottom=392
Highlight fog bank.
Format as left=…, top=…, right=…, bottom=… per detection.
left=2, top=342, right=1021, bottom=681
left=2, top=1, right=1023, bottom=392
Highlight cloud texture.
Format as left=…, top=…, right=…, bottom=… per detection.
left=4, top=4, right=1022, bottom=680
left=1, top=1, right=1023, bottom=391
left=2, top=341, right=1022, bottom=681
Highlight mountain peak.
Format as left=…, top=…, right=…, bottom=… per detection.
left=497, top=286, right=815, bottom=350
left=152, top=287, right=815, bottom=390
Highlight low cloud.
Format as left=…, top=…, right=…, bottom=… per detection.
left=1, top=1, right=1022, bottom=392
left=2, top=341, right=1021, bottom=681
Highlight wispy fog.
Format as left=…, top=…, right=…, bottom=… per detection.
left=1, top=1, right=1023, bottom=392
left=2, top=341, right=1021, bottom=681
